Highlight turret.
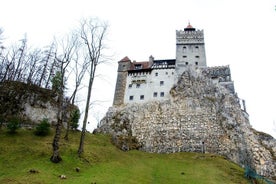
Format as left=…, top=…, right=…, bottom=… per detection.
left=175, top=23, right=207, bottom=76
left=113, top=56, right=132, bottom=106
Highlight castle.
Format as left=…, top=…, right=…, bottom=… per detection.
left=97, top=23, right=276, bottom=179
left=113, top=23, right=235, bottom=106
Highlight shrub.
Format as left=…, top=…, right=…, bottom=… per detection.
left=70, top=109, right=80, bottom=130
left=34, top=118, right=51, bottom=136
left=7, top=117, right=20, bottom=133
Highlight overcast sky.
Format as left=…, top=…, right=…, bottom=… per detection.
left=1, top=0, right=276, bottom=138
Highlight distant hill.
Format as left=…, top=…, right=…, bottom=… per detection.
left=0, top=129, right=251, bottom=184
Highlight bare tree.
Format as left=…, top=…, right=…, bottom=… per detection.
left=37, top=43, right=56, bottom=87
left=50, top=34, right=79, bottom=163
left=26, top=49, right=42, bottom=84
left=77, top=18, right=108, bottom=157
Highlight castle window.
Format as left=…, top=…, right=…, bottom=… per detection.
left=136, top=84, right=140, bottom=88
left=195, top=62, right=198, bottom=65
left=153, top=92, right=158, bottom=97
left=195, top=56, right=199, bottom=58
left=195, top=46, right=199, bottom=49
left=165, top=72, right=168, bottom=75
left=183, top=46, right=187, bottom=52
left=128, top=84, right=132, bottom=88
left=155, top=72, right=158, bottom=76
left=140, top=95, right=144, bottom=100
left=185, top=62, right=189, bottom=65
left=160, top=92, right=164, bottom=97
left=183, top=55, right=187, bottom=58
left=160, top=81, right=164, bottom=86
left=129, top=96, right=134, bottom=101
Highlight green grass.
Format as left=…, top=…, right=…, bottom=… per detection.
left=0, top=128, right=249, bottom=184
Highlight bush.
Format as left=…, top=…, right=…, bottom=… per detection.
left=70, top=109, right=80, bottom=130
left=7, top=117, right=20, bottom=133
left=34, top=118, right=51, bottom=136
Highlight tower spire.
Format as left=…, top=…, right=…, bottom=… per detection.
left=184, top=21, right=195, bottom=31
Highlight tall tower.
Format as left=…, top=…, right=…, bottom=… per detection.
left=113, top=56, right=132, bottom=106
left=175, top=23, right=207, bottom=76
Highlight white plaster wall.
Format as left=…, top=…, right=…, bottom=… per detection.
left=124, top=68, right=175, bottom=104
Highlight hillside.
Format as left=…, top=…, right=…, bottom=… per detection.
left=0, top=129, right=250, bottom=184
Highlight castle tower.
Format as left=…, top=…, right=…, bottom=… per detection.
left=175, top=23, right=207, bottom=76
left=113, top=56, right=132, bottom=106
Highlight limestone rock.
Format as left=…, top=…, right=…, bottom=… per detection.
left=96, top=68, right=276, bottom=179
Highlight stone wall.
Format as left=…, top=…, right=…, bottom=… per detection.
left=97, top=68, right=276, bottom=179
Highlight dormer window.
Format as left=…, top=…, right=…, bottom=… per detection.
left=134, top=64, right=142, bottom=70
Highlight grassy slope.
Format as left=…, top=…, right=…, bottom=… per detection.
left=0, top=129, right=249, bottom=184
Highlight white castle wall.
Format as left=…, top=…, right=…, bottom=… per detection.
left=124, top=68, right=175, bottom=103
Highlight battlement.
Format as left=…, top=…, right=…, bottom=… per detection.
left=176, top=29, right=204, bottom=44
left=202, top=66, right=235, bottom=93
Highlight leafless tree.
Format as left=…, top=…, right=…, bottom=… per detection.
left=50, top=33, right=79, bottom=163
left=25, top=49, right=42, bottom=84
left=37, top=43, right=56, bottom=87
left=77, top=18, right=108, bottom=157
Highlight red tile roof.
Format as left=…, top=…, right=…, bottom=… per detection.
left=119, top=56, right=131, bottom=62
left=186, top=22, right=193, bottom=29
left=129, top=61, right=151, bottom=70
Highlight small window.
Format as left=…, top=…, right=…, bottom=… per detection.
left=155, top=72, right=158, bottom=76
left=129, top=96, right=134, bottom=101
left=136, top=84, right=140, bottom=88
left=183, top=55, right=187, bottom=58
left=195, top=46, right=199, bottom=49
left=165, top=72, right=168, bottom=75
left=185, top=62, right=189, bottom=65
left=160, top=81, right=164, bottom=86
left=183, top=46, right=187, bottom=49
left=172, top=72, right=174, bottom=75
left=195, top=62, right=198, bottom=65
left=140, top=95, right=144, bottom=100
left=153, top=92, right=158, bottom=97
left=160, top=92, right=164, bottom=97
left=128, top=84, right=132, bottom=88
left=195, top=56, right=199, bottom=58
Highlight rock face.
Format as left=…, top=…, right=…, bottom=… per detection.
left=96, top=68, right=276, bottom=179
left=0, top=81, right=76, bottom=125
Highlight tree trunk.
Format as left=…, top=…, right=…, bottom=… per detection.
left=77, top=76, right=93, bottom=156
left=50, top=118, right=62, bottom=163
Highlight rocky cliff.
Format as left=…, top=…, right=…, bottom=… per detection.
left=0, top=81, right=76, bottom=126
left=96, top=68, right=276, bottom=179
